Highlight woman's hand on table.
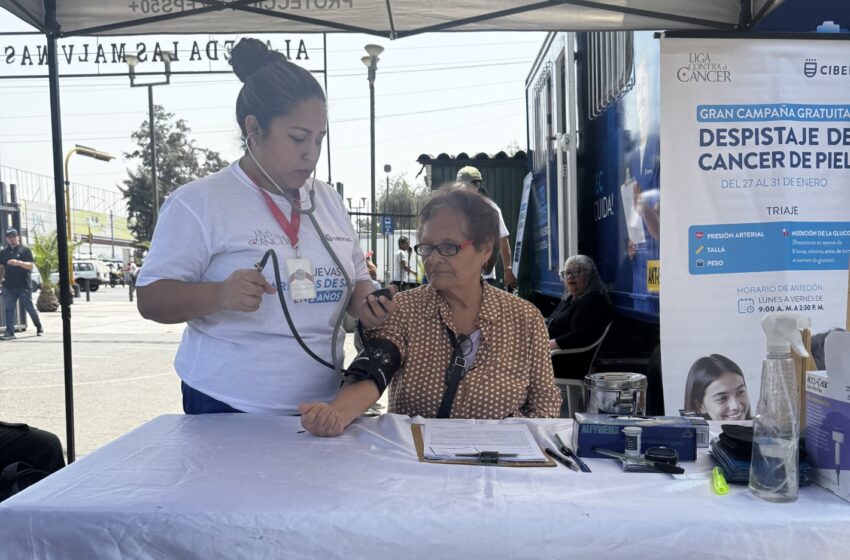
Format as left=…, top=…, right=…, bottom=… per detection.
left=299, top=402, right=347, bottom=437
left=220, top=269, right=276, bottom=312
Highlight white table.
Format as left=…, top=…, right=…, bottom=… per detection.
left=0, top=414, right=847, bottom=559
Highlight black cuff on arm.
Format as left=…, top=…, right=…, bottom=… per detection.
left=344, top=338, right=402, bottom=394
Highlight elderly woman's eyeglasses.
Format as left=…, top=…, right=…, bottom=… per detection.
left=559, top=268, right=585, bottom=279
left=414, top=240, right=474, bottom=257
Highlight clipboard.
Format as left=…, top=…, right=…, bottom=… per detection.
left=411, top=424, right=556, bottom=467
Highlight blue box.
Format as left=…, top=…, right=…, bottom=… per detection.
left=572, top=413, right=698, bottom=461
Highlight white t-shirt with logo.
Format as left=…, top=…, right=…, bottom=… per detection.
left=483, top=199, right=510, bottom=280
left=393, top=248, right=415, bottom=283
left=137, top=162, right=369, bottom=414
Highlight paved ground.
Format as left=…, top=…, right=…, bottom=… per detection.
left=0, top=285, right=365, bottom=459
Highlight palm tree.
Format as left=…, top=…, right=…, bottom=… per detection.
left=30, top=232, right=61, bottom=312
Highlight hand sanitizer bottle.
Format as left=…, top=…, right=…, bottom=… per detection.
left=749, top=312, right=810, bottom=502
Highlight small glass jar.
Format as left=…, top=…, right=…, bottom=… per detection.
left=623, top=426, right=642, bottom=457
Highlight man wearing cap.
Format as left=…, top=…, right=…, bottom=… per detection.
left=391, top=236, right=419, bottom=292
left=456, top=166, right=517, bottom=291
left=0, top=229, right=44, bottom=339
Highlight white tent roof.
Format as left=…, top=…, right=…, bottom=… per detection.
left=1, top=1, right=781, bottom=37
left=0, top=0, right=784, bottom=466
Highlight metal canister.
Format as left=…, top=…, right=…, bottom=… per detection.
left=584, top=372, right=647, bottom=416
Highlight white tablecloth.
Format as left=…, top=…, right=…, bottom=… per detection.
left=0, top=414, right=847, bottom=560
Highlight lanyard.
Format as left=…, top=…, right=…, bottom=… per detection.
left=259, top=188, right=301, bottom=249
left=247, top=173, right=302, bottom=254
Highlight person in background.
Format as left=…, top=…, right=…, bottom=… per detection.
left=0, top=228, right=44, bottom=339
left=124, top=260, right=139, bottom=297
left=299, top=186, right=560, bottom=436
left=547, top=255, right=613, bottom=378
left=456, top=166, right=516, bottom=291
left=684, top=354, right=751, bottom=421
left=391, top=236, right=419, bottom=292
left=136, top=38, right=392, bottom=415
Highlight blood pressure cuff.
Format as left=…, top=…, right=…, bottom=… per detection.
left=344, top=338, right=401, bottom=394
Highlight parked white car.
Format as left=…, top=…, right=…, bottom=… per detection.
left=49, top=260, right=111, bottom=291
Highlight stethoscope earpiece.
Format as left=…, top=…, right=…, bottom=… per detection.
left=245, top=135, right=317, bottom=216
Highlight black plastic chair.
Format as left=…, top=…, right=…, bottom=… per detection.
left=550, top=321, right=613, bottom=418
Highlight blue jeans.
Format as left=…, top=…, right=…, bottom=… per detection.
left=181, top=382, right=243, bottom=414
left=2, top=287, right=41, bottom=336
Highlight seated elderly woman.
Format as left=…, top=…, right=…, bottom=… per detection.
left=300, top=186, right=561, bottom=436
left=547, top=255, right=614, bottom=379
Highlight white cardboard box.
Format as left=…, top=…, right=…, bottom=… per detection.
left=804, top=331, right=850, bottom=503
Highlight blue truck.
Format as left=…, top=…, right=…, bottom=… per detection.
left=523, top=0, right=849, bottom=412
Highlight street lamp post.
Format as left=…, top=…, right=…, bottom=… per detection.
left=109, top=210, right=115, bottom=258
left=362, top=44, right=383, bottom=258
left=58, top=144, right=113, bottom=463
left=125, top=51, right=174, bottom=230
left=384, top=164, right=391, bottom=207
left=64, top=145, right=115, bottom=296
left=383, top=163, right=391, bottom=283
left=346, top=196, right=370, bottom=237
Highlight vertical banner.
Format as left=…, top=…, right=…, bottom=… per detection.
left=660, top=38, right=850, bottom=420
left=512, top=172, right=533, bottom=277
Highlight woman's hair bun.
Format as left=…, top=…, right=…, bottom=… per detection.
left=230, top=37, right=287, bottom=83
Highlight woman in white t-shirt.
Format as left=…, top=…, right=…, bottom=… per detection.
left=391, top=236, right=419, bottom=291
left=137, top=38, right=395, bottom=415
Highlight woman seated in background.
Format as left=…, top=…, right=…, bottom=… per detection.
left=547, top=255, right=613, bottom=379
left=299, top=186, right=561, bottom=436
left=684, top=354, right=751, bottom=421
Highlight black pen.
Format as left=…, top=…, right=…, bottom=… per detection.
left=555, top=434, right=591, bottom=473
left=545, top=447, right=578, bottom=471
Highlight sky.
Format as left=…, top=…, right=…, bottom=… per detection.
left=0, top=8, right=545, bottom=216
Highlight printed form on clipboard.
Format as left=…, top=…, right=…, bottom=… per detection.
left=421, top=421, right=548, bottom=463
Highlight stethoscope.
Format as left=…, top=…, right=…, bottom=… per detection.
left=245, top=131, right=318, bottom=216
left=244, top=130, right=353, bottom=379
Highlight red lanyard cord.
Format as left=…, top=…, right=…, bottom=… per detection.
left=258, top=186, right=301, bottom=250
left=245, top=171, right=302, bottom=250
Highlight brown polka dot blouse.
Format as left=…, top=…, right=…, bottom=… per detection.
left=365, top=283, right=561, bottom=419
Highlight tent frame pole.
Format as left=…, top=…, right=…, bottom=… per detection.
left=44, top=0, right=76, bottom=464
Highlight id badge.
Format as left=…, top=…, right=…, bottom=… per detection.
left=286, top=257, right=316, bottom=301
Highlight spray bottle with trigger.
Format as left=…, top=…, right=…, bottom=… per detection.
left=749, top=312, right=810, bottom=503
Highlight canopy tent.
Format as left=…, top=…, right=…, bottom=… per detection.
left=1, top=1, right=780, bottom=37
left=0, top=0, right=783, bottom=463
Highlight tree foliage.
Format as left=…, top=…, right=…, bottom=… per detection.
left=375, top=173, right=430, bottom=231
left=120, top=106, right=228, bottom=242
left=31, top=231, right=59, bottom=288
left=31, top=230, right=82, bottom=288
left=30, top=231, right=81, bottom=312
